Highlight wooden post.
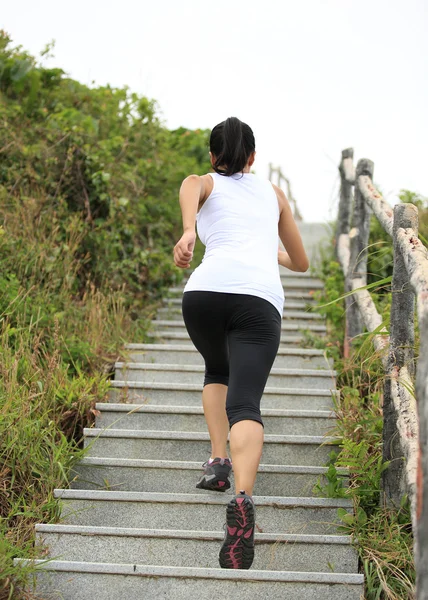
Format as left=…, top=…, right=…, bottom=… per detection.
left=382, top=203, right=418, bottom=506
left=345, top=158, right=374, bottom=348
left=351, top=159, right=374, bottom=281
left=336, top=148, right=354, bottom=247
left=337, top=149, right=356, bottom=356
left=400, top=223, right=428, bottom=600
left=416, top=324, right=428, bottom=600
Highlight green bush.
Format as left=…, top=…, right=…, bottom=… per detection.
left=0, top=31, right=212, bottom=597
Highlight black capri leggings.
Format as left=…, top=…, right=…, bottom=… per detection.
left=182, top=291, right=281, bottom=428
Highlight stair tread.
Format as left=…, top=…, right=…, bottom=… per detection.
left=83, top=427, right=338, bottom=445
left=152, top=320, right=327, bottom=331
left=168, top=287, right=319, bottom=295
left=96, top=403, right=336, bottom=418
left=54, top=489, right=352, bottom=507
left=124, top=342, right=328, bottom=355
left=110, top=380, right=336, bottom=395
left=163, top=298, right=317, bottom=310
left=34, top=523, right=352, bottom=544
left=159, top=306, right=324, bottom=319
left=76, top=456, right=346, bottom=473
left=16, top=559, right=364, bottom=584
left=152, top=330, right=307, bottom=341
left=115, top=362, right=335, bottom=377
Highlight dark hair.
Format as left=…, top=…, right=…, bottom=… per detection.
left=209, top=117, right=255, bottom=176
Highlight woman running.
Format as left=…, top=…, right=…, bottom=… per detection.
left=173, top=117, right=309, bottom=570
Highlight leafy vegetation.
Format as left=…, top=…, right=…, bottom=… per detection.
left=0, top=31, right=210, bottom=598
left=310, top=191, right=428, bottom=599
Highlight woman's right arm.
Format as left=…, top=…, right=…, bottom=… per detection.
left=273, top=184, right=309, bottom=273
left=173, top=174, right=212, bottom=269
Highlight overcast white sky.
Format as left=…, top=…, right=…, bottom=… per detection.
left=2, top=0, right=427, bottom=222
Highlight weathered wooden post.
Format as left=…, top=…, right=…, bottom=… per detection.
left=382, top=203, right=418, bottom=506
left=413, top=242, right=428, bottom=600
left=417, top=357, right=428, bottom=598
left=336, top=148, right=354, bottom=247
left=346, top=159, right=374, bottom=349
left=350, top=159, right=374, bottom=284
left=336, top=149, right=358, bottom=356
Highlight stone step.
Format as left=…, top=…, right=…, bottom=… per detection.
left=179, top=278, right=324, bottom=291
left=83, top=428, right=337, bottom=466
left=181, top=274, right=323, bottom=288
left=149, top=330, right=308, bottom=344
left=151, top=319, right=327, bottom=333
left=124, top=343, right=332, bottom=369
left=36, top=524, right=358, bottom=573
left=279, top=270, right=319, bottom=278
left=108, top=381, right=337, bottom=411
left=114, top=363, right=335, bottom=389
left=167, top=287, right=317, bottom=300
left=283, top=275, right=324, bottom=288
left=164, top=297, right=315, bottom=311
left=95, top=403, right=336, bottom=436
left=18, top=560, right=364, bottom=600
left=71, top=458, right=347, bottom=497
left=54, top=489, right=353, bottom=535
left=157, top=306, right=324, bottom=325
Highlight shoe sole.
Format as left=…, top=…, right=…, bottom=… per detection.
left=219, top=495, right=255, bottom=569
left=196, top=474, right=231, bottom=492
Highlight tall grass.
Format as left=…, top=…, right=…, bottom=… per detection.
left=0, top=201, right=153, bottom=598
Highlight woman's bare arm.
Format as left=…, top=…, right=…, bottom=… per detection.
left=173, top=174, right=212, bottom=268
left=273, top=184, right=309, bottom=272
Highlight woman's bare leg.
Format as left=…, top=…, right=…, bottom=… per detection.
left=229, top=420, right=263, bottom=496
left=203, top=383, right=229, bottom=458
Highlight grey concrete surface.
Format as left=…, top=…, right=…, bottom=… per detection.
left=82, top=428, right=337, bottom=466
left=55, top=490, right=351, bottom=535
left=36, top=525, right=358, bottom=572
left=19, top=560, right=363, bottom=600
left=95, top=403, right=335, bottom=436
left=114, top=363, right=335, bottom=389
left=157, top=306, right=324, bottom=324
left=163, top=297, right=316, bottom=310
left=150, top=330, right=308, bottom=345
left=152, top=319, right=327, bottom=332
left=124, top=343, right=333, bottom=369
left=71, top=457, right=347, bottom=497
left=107, top=386, right=337, bottom=410
left=167, top=287, right=317, bottom=300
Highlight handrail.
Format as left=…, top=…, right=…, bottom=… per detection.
left=268, top=163, right=303, bottom=221
left=335, top=149, right=428, bottom=599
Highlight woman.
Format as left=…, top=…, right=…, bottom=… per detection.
left=173, top=117, right=309, bottom=570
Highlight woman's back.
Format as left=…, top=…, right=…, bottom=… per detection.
left=184, top=171, right=284, bottom=316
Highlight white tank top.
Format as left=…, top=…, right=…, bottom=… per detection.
left=183, top=172, right=284, bottom=316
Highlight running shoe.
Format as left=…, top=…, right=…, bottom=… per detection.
left=219, top=491, right=255, bottom=569
left=195, top=457, right=232, bottom=492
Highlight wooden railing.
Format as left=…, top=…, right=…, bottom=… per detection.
left=268, top=163, right=303, bottom=221
left=335, top=148, right=428, bottom=599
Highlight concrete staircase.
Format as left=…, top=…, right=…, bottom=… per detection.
left=23, top=224, right=364, bottom=599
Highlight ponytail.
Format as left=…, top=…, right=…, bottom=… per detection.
left=210, top=117, right=255, bottom=176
